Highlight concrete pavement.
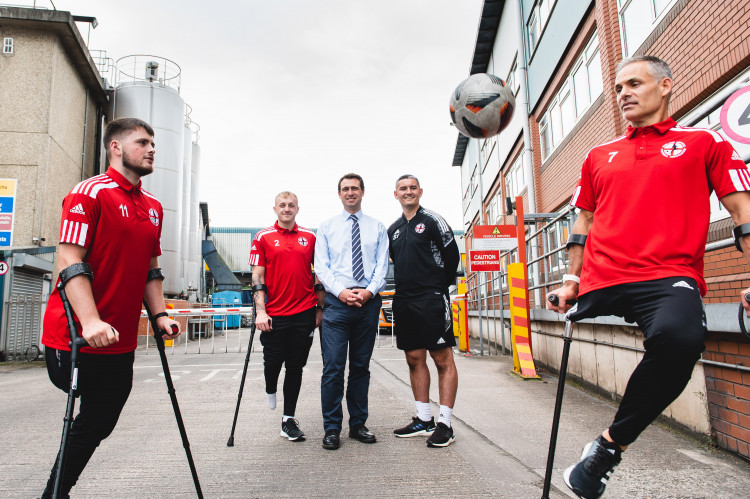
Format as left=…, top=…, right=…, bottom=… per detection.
left=1, top=329, right=749, bottom=498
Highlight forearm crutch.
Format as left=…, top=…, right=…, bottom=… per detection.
left=738, top=293, right=750, bottom=341
left=541, top=294, right=577, bottom=499
left=143, top=299, right=204, bottom=499
left=52, top=264, right=93, bottom=499
left=227, top=292, right=260, bottom=447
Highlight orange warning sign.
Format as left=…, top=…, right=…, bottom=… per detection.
left=508, top=262, right=540, bottom=380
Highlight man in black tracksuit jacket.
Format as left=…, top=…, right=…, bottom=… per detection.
left=388, top=174, right=460, bottom=447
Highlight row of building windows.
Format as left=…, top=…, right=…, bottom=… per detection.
left=540, top=32, right=603, bottom=161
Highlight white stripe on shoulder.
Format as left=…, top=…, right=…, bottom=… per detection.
left=422, top=208, right=451, bottom=233
left=88, top=182, right=119, bottom=199
left=670, top=126, right=724, bottom=143
left=254, top=227, right=277, bottom=241
left=297, top=227, right=315, bottom=236
left=71, top=174, right=108, bottom=195
left=591, top=135, right=628, bottom=151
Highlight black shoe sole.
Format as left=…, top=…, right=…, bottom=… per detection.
left=322, top=442, right=340, bottom=450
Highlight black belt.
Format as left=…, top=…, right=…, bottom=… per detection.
left=347, top=286, right=366, bottom=290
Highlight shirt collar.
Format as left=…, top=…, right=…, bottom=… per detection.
left=626, top=117, right=676, bottom=138
left=106, top=167, right=141, bottom=192
left=401, top=206, right=423, bottom=222
left=274, top=221, right=298, bottom=233
left=342, top=209, right=363, bottom=221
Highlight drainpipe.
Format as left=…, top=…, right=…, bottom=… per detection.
left=80, top=89, right=90, bottom=181
left=516, top=0, right=541, bottom=305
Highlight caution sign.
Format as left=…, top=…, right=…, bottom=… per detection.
left=472, top=225, right=517, bottom=251
left=721, top=86, right=750, bottom=144
left=508, top=262, right=540, bottom=380
left=468, top=250, right=501, bottom=272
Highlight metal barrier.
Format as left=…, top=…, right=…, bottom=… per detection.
left=3, top=293, right=45, bottom=361
left=466, top=205, right=741, bottom=356
left=140, top=307, right=253, bottom=355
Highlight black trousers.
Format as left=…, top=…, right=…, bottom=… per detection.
left=42, top=348, right=134, bottom=498
left=569, top=276, right=706, bottom=446
left=260, top=307, right=316, bottom=416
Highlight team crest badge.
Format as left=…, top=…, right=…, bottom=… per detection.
left=661, top=141, right=686, bottom=158
left=148, top=208, right=160, bottom=226
left=415, top=223, right=426, bottom=234
left=392, top=229, right=400, bottom=240
left=298, top=236, right=308, bottom=246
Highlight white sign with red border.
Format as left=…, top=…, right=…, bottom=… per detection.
left=0, top=261, right=8, bottom=276
left=472, top=225, right=518, bottom=251
left=721, top=86, right=750, bottom=145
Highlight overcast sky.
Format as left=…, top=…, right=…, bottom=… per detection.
left=32, top=0, right=483, bottom=230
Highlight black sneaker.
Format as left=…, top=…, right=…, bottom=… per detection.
left=426, top=422, right=454, bottom=447
left=393, top=417, right=436, bottom=437
left=280, top=419, right=305, bottom=442
left=563, top=435, right=622, bottom=499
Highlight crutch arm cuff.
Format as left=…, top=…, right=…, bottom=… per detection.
left=147, top=267, right=165, bottom=282
left=152, top=312, right=169, bottom=320
left=565, top=234, right=587, bottom=250
left=251, top=284, right=268, bottom=296
left=59, top=262, right=94, bottom=288
left=734, top=223, right=750, bottom=253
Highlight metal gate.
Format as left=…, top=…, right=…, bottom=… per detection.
left=4, top=269, right=44, bottom=361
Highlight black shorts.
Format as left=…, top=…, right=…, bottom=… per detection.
left=393, top=292, right=456, bottom=351
left=569, top=276, right=706, bottom=352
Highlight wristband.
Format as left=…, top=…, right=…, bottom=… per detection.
left=152, top=312, right=169, bottom=320
left=562, top=274, right=580, bottom=284
left=315, top=305, right=323, bottom=310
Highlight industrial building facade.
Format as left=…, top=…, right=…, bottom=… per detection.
left=0, top=6, right=207, bottom=360
left=456, top=0, right=750, bottom=459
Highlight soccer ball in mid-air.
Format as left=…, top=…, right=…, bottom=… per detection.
left=449, top=73, right=515, bottom=139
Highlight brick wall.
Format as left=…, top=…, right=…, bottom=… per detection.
left=703, top=334, right=750, bottom=459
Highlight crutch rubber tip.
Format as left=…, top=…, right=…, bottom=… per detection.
left=227, top=437, right=234, bottom=447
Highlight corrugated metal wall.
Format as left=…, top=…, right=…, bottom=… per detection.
left=210, top=227, right=262, bottom=273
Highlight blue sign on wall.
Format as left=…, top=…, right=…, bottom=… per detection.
left=0, top=232, right=11, bottom=245
left=0, top=196, right=13, bottom=213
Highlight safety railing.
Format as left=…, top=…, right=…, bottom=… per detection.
left=466, top=205, right=743, bottom=356
left=140, top=307, right=253, bottom=355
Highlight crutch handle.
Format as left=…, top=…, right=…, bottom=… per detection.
left=548, top=294, right=577, bottom=306
left=156, top=324, right=179, bottom=337
left=744, top=292, right=750, bottom=303
left=71, top=337, right=89, bottom=348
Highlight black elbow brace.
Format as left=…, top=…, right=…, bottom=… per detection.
left=58, top=262, right=94, bottom=288
left=566, top=234, right=587, bottom=251
left=147, top=267, right=165, bottom=282
left=251, top=284, right=268, bottom=296
left=734, top=223, right=750, bottom=253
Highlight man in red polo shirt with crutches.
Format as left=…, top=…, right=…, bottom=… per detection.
left=41, top=118, right=180, bottom=497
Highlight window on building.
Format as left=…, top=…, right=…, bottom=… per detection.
left=618, top=0, right=678, bottom=56
left=528, top=0, right=558, bottom=55
left=507, top=56, right=520, bottom=96
left=539, top=32, right=603, bottom=161
left=504, top=155, right=525, bottom=200
left=3, top=37, right=13, bottom=55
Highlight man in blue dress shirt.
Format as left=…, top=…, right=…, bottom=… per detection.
left=314, top=173, right=390, bottom=450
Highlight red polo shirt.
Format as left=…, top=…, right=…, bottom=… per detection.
left=571, top=117, right=749, bottom=297
left=42, top=167, right=163, bottom=354
left=249, top=222, right=317, bottom=316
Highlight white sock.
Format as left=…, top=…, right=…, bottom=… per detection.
left=267, top=392, right=277, bottom=410
left=438, top=405, right=453, bottom=427
left=282, top=415, right=292, bottom=422
left=415, top=401, right=432, bottom=422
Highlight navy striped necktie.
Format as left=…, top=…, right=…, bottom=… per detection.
left=350, top=214, right=365, bottom=281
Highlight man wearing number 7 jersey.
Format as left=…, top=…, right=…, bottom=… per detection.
left=547, top=56, right=750, bottom=498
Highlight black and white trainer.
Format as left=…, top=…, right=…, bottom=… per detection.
left=394, top=417, right=436, bottom=437
left=426, top=422, right=455, bottom=447
left=280, top=418, right=305, bottom=442
left=563, top=435, right=622, bottom=499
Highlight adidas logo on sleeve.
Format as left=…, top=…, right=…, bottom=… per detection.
left=70, top=203, right=86, bottom=215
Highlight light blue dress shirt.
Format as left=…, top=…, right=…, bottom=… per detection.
left=314, top=209, right=390, bottom=298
